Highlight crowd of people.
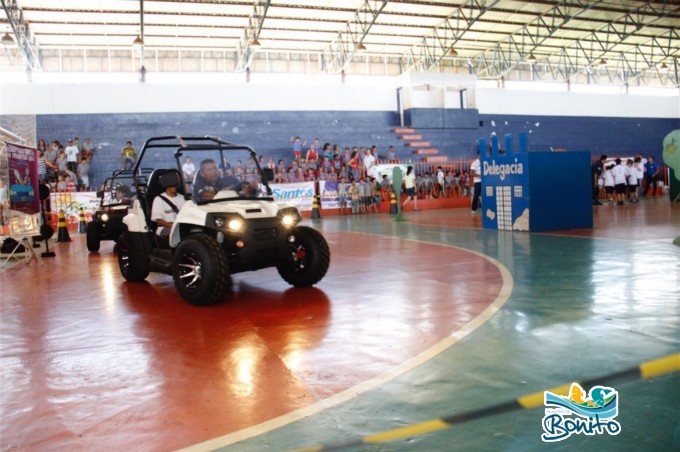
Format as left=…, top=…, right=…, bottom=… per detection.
left=178, top=136, right=476, bottom=213
left=36, top=137, right=96, bottom=193
left=591, top=153, right=662, bottom=206
left=39, top=135, right=663, bottom=213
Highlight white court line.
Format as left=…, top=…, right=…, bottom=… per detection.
left=179, top=233, right=514, bottom=452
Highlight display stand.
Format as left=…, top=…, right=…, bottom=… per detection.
left=0, top=236, right=41, bottom=268
left=0, top=213, right=44, bottom=268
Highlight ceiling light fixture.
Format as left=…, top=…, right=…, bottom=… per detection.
left=132, top=35, right=144, bottom=46
left=526, top=53, right=537, bottom=64
left=659, top=62, right=669, bottom=74
left=251, top=38, right=261, bottom=47
left=448, top=48, right=458, bottom=57
left=356, top=42, right=367, bottom=52
left=598, top=58, right=607, bottom=66
left=1, top=32, right=14, bottom=45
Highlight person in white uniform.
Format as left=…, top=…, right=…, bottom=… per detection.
left=151, top=180, right=186, bottom=237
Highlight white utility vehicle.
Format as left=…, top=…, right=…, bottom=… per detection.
left=119, top=136, right=330, bottom=306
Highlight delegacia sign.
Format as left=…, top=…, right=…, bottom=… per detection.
left=483, top=159, right=524, bottom=181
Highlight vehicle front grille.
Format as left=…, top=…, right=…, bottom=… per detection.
left=252, top=228, right=277, bottom=241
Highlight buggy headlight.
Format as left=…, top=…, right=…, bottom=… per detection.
left=101, top=213, right=109, bottom=222
left=281, top=215, right=295, bottom=227
left=278, top=207, right=301, bottom=228
left=227, top=219, right=243, bottom=232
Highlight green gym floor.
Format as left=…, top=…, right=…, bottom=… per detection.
left=1, top=197, right=678, bottom=451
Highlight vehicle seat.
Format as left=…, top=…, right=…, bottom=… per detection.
left=145, top=169, right=184, bottom=246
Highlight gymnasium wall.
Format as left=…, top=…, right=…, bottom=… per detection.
left=0, top=78, right=677, bottom=185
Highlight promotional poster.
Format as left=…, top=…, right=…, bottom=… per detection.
left=6, top=143, right=40, bottom=215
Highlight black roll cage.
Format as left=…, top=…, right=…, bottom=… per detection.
left=131, top=135, right=274, bottom=201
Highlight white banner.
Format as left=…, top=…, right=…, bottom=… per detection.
left=269, top=182, right=315, bottom=211
left=375, top=163, right=408, bottom=182
left=50, top=191, right=99, bottom=225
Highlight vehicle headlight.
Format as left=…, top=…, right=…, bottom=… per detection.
left=278, top=208, right=301, bottom=228
left=281, top=215, right=295, bottom=227
left=101, top=213, right=109, bottom=222
left=227, top=219, right=243, bottom=232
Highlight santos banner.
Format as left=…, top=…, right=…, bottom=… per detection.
left=269, top=181, right=315, bottom=211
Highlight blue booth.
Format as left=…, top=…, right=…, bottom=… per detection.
left=480, top=133, right=593, bottom=232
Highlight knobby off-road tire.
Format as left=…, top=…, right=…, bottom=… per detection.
left=86, top=221, right=101, bottom=253
left=277, top=226, right=330, bottom=287
left=172, top=233, right=232, bottom=306
left=117, top=232, right=149, bottom=281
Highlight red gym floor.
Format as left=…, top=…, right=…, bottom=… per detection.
left=1, top=197, right=678, bottom=451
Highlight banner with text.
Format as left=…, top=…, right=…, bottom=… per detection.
left=270, top=181, right=315, bottom=211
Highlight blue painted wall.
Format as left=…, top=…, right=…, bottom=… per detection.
left=37, top=110, right=678, bottom=187
left=477, top=114, right=679, bottom=156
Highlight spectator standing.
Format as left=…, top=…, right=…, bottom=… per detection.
left=81, top=137, right=95, bottom=161
left=357, top=178, right=367, bottom=214
left=306, top=143, right=319, bottom=165
left=37, top=139, right=47, bottom=154
left=636, top=153, right=647, bottom=183
left=402, top=166, right=420, bottom=211
left=348, top=151, right=360, bottom=181
left=416, top=174, right=425, bottom=199
left=591, top=154, right=607, bottom=205
left=625, top=159, right=639, bottom=203
left=56, top=150, right=68, bottom=174
left=44, top=141, right=58, bottom=177
left=436, top=166, right=445, bottom=198
left=634, top=156, right=644, bottom=197
left=64, top=138, right=80, bottom=171
left=364, top=147, right=378, bottom=180
left=366, top=178, right=378, bottom=213
left=445, top=170, right=454, bottom=197
left=603, top=164, right=615, bottom=203
left=380, top=174, right=391, bottom=201
left=37, top=151, right=47, bottom=183
left=338, top=177, right=348, bottom=215
left=182, top=157, right=196, bottom=191
left=611, top=158, right=627, bottom=205
left=77, top=156, right=90, bottom=191
left=349, top=179, right=360, bottom=214
left=643, top=156, right=660, bottom=197
left=470, top=153, right=482, bottom=211
left=122, top=141, right=136, bottom=170
left=291, top=136, right=306, bottom=162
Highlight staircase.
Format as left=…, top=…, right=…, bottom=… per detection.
left=391, top=128, right=446, bottom=163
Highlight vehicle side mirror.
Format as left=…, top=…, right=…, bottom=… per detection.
left=262, top=168, right=274, bottom=182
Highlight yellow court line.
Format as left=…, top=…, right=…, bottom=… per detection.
left=178, top=232, right=514, bottom=451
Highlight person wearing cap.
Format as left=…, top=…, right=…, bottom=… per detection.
left=64, top=138, right=80, bottom=172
